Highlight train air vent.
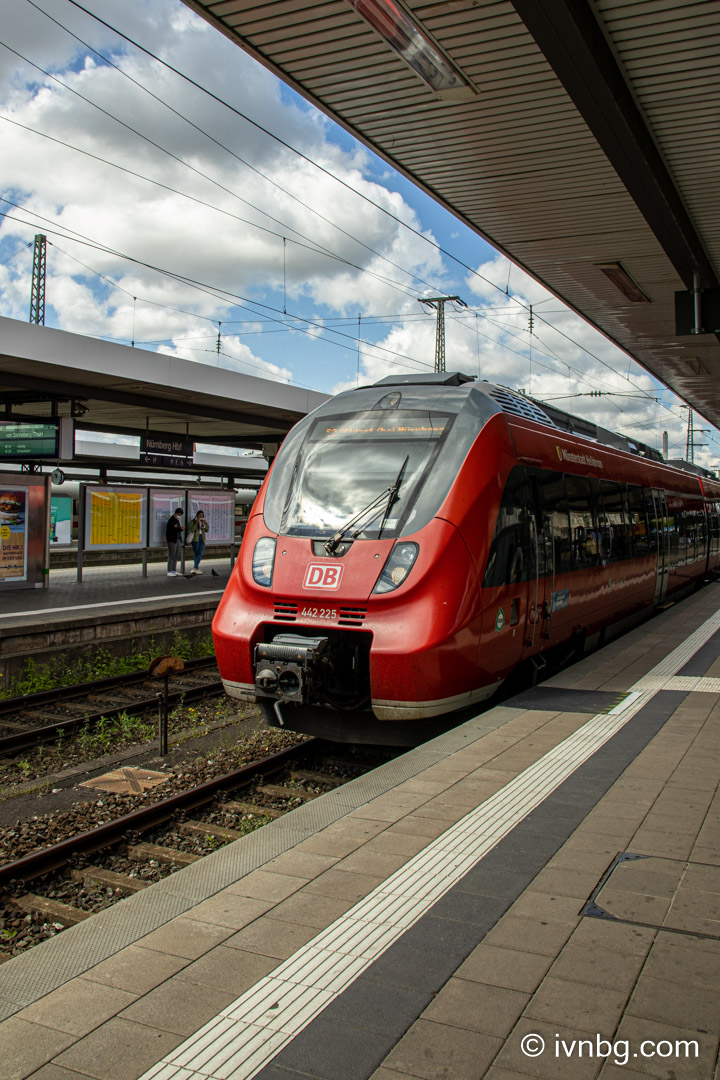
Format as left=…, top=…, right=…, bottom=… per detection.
left=338, top=606, right=367, bottom=626
left=273, top=600, right=298, bottom=621
left=490, top=387, right=555, bottom=427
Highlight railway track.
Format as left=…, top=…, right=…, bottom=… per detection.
left=0, top=657, right=223, bottom=757
left=0, top=738, right=397, bottom=957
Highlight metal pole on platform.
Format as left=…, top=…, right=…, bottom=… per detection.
left=77, top=485, right=85, bottom=583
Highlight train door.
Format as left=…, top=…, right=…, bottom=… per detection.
left=650, top=489, right=669, bottom=604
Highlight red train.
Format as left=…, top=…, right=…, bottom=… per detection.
left=212, top=372, right=720, bottom=743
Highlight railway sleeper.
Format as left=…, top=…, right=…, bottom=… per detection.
left=19, top=711, right=82, bottom=724
left=178, top=820, right=243, bottom=842
left=220, top=799, right=283, bottom=820
left=290, top=769, right=344, bottom=788
left=124, top=842, right=200, bottom=867
left=10, top=893, right=91, bottom=927
left=70, top=867, right=149, bottom=894
left=257, top=783, right=319, bottom=802
left=322, top=756, right=371, bottom=773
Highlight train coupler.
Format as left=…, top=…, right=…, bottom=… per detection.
left=254, top=634, right=329, bottom=706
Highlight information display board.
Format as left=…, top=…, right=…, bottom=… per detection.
left=0, top=418, right=73, bottom=460
left=149, top=489, right=187, bottom=547
left=0, top=487, right=28, bottom=581
left=188, top=489, right=234, bottom=545
left=50, top=496, right=73, bottom=545
left=84, top=486, right=147, bottom=550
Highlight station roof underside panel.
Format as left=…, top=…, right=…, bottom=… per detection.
left=182, top=0, right=720, bottom=429
left=0, top=317, right=327, bottom=450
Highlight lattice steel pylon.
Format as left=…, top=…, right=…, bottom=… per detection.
left=29, top=234, right=47, bottom=325
left=419, top=295, right=466, bottom=372
left=686, top=408, right=695, bottom=463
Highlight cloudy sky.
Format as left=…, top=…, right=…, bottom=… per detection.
left=1, top=0, right=717, bottom=467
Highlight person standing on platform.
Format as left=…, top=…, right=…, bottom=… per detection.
left=188, top=509, right=209, bottom=574
left=166, top=508, right=184, bottom=576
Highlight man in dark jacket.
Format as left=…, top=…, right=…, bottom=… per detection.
left=166, top=508, right=184, bottom=576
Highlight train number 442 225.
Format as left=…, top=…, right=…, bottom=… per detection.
left=300, top=607, right=337, bottom=620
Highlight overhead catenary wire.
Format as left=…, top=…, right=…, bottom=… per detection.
left=0, top=202, right=432, bottom=375
left=52, top=0, right=678, bottom=396
left=0, top=109, right=421, bottom=305
left=3, top=204, right=706, bottom=449
left=4, top=1, right=686, bottom=415
left=2, top=6, right=712, bottom=448
left=24, top=0, right=447, bottom=299
left=3, top=211, right=708, bottom=450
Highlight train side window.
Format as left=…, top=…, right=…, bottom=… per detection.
left=537, top=472, right=572, bottom=574
left=679, top=504, right=692, bottom=565
left=691, top=503, right=706, bottom=563
left=666, top=496, right=682, bottom=567
left=709, top=502, right=720, bottom=555
left=627, top=485, right=650, bottom=556
left=590, top=477, right=611, bottom=563
left=482, top=466, right=533, bottom=587
left=600, top=480, right=629, bottom=561
left=565, top=474, right=599, bottom=569
left=642, top=489, right=659, bottom=554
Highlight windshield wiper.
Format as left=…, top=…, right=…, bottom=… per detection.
left=323, top=455, right=409, bottom=555
left=377, top=455, right=409, bottom=539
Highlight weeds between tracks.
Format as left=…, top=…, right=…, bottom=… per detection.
left=0, top=629, right=214, bottom=700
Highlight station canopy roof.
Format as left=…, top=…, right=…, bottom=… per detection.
left=0, top=316, right=327, bottom=455
left=181, top=0, right=720, bottom=429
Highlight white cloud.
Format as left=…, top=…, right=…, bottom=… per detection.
left=0, top=0, right=450, bottom=381
left=0, top=2, right=716, bottom=469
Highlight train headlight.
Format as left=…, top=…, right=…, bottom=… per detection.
left=252, top=537, right=277, bottom=587
left=372, top=542, right=419, bottom=594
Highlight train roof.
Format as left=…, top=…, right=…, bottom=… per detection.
left=371, top=372, right=718, bottom=481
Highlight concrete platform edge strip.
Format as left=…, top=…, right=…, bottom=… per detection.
left=0, top=590, right=224, bottom=622
left=135, top=606, right=720, bottom=1080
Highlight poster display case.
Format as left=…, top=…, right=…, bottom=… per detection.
left=50, top=496, right=73, bottom=545
left=187, top=489, right=234, bottom=545
left=0, top=473, right=50, bottom=590
left=83, top=486, right=148, bottom=550
left=76, top=484, right=236, bottom=579
left=149, top=489, right=187, bottom=547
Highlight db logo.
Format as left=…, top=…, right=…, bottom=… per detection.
left=303, top=563, right=344, bottom=590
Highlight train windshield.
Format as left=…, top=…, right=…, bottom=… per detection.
left=272, top=410, right=452, bottom=539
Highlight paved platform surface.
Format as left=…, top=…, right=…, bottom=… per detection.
left=1, top=585, right=719, bottom=1080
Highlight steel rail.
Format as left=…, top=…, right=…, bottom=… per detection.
left=0, top=739, right=314, bottom=887
left=0, top=655, right=217, bottom=717
left=0, top=679, right=225, bottom=756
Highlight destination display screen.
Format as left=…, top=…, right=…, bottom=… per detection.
left=322, top=416, right=447, bottom=441
left=0, top=421, right=59, bottom=459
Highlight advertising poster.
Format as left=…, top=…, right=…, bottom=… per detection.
left=188, top=490, right=234, bottom=545
left=0, top=487, right=28, bottom=581
left=85, top=487, right=147, bottom=550
left=50, top=496, right=73, bottom=545
left=149, top=490, right=186, bottom=547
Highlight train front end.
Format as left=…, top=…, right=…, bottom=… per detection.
left=212, top=374, right=499, bottom=743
